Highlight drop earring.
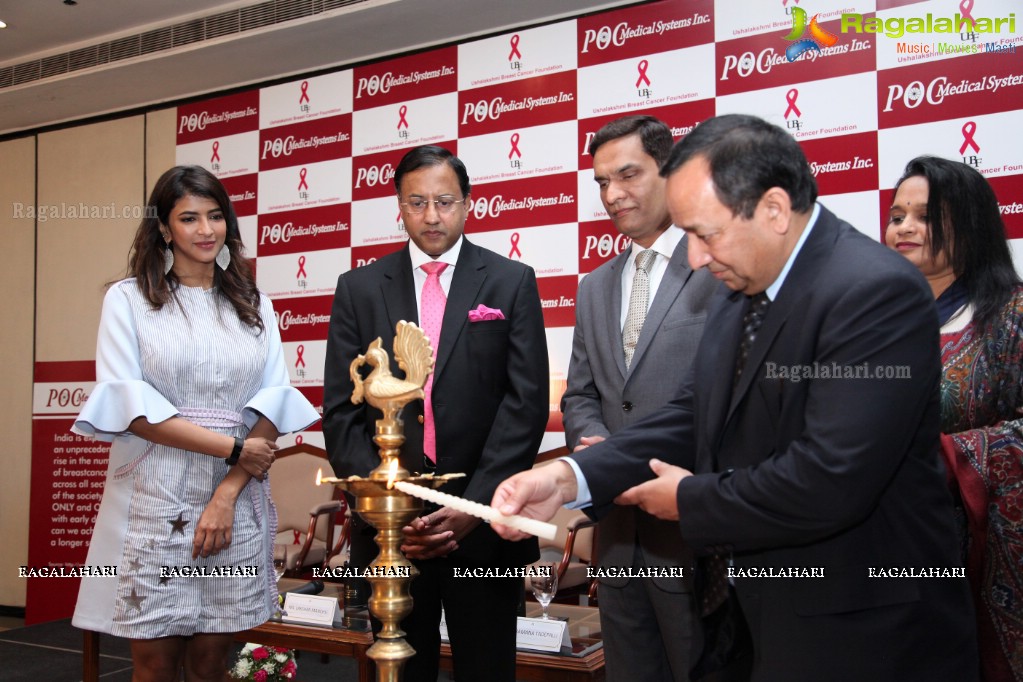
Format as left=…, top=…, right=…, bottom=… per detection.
left=216, top=244, right=231, bottom=270
left=163, top=243, right=174, bottom=274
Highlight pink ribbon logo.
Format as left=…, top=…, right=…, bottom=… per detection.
left=959, top=121, right=980, bottom=155
left=297, top=168, right=309, bottom=191
left=397, top=105, right=409, bottom=129
left=210, top=141, right=220, bottom=163
left=509, top=133, right=522, bottom=159
left=509, top=34, right=522, bottom=61
left=299, top=81, right=310, bottom=104
left=959, top=0, right=975, bottom=30
left=784, top=89, right=802, bottom=119
left=295, top=344, right=306, bottom=368
left=295, top=435, right=304, bottom=445
left=635, top=60, right=651, bottom=87
left=296, top=255, right=308, bottom=278
left=508, top=232, right=522, bottom=258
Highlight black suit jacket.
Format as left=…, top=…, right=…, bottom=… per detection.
left=572, top=207, right=978, bottom=681
left=323, top=238, right=547, bottom=567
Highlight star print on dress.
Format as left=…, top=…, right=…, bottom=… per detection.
left=124, top=587, right=146, bottom=613
left=168, top=513, right=189, bottom=535
left=158, top=575, right=172, bottom=586
left=126, top=557, right=144, bottom=573
left=145, top=538, right=157, bottom=550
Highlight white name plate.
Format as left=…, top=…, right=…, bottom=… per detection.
left=281, top=593, right=340, bottom=627
left=438, top=611, right=571, bottom=653
left=516, top=616, right=571, bottom=653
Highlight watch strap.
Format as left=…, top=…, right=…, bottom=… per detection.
left=226, top=436, right=243, bottom=465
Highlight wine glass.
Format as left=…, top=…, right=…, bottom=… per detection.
left=530, top=562, right=558, bottom=620
left=273, top=543, right=288, bottom=583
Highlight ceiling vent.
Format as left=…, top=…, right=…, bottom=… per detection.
left=0, top=0, right=369, bottom=90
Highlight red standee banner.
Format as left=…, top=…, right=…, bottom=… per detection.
left=576, top=0, right=714, bottom=67
left=353, top=46, right=458, bottom=111
left=801, top=131, right=881, bottom=196
left=457, top=70, right=578, bottom=138
left=27, top=361, right=107, bottom=625
left=466, top=173, right=578, bottom=234
left=715, top=15, right=876, bottom=97
left=176, top=90, right=260, bottom=145
left=877, top=49, right=1023, bottom=129
left=578, top=219, right=632, bottom=275
left=255, top=203, right=351, bottom=257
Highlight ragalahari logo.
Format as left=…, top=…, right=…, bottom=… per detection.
left=783, top=6, right=839, bottom=62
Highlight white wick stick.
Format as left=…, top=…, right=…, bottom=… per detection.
left=392, top=480, right=557, bottom=540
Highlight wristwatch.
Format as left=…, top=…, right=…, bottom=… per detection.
left=226, top=436, right=244, bottom=466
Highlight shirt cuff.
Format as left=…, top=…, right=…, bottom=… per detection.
left=559, top=456, right=592, bottom=509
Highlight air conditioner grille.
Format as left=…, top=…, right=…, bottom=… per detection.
left=108, top=36, right=141, bottom=63
left=2, top=0, right=370, bottom=89
left=240, top=2, right=277, bottom=32
left=173, top=19, right=206, bottom=47
left=41, top=54, right=69, bottom=79
left=68, top=46, right=104, bottom=72
left=205, top=10, right=241, bottom=39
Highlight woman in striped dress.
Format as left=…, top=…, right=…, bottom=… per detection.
left=71, top=165, right=319, bottom=681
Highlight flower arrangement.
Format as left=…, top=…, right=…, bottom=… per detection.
left=231, top=643, right=297, bottom=681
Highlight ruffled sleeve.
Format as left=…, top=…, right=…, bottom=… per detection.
left=72, top=281, right=178, bottom=441
left=240, top=295, right=320, bottom=434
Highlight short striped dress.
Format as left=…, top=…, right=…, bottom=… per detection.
left=71, top=279, right=318, bottom=638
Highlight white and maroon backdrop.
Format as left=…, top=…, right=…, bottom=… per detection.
left=27, top=0, right=1021, bottom=622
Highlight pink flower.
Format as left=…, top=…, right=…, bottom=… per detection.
left=283, top=659, right=297, bottom=675
left=252, top=647, right=269, bottom=661
left=253, top=670, right=268, bottom=682
left=468, top=304, right=505, bottom=322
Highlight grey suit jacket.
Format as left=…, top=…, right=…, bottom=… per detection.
left=561, top=232, right=717, bottom=590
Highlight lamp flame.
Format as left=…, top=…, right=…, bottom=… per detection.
left=386, top=459, right=399, bottom=489
left=315, top=467, right=322, bottom=486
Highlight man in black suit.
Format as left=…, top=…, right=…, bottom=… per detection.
left=491, top=115, right=979, bottom=681
left=323, top=145, right=549, bottom=682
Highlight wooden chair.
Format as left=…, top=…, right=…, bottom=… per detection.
left=530, top=448, right=599, bottom=602
left=269, top=442, right=348, bottom=576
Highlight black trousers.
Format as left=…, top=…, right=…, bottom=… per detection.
left=348, top=529, right=521, bottom=682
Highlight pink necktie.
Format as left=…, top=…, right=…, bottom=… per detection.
left=420, top=261, right=448, bottom=463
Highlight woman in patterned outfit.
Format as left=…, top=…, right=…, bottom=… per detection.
left=71, top=166, right=319, bottom=681
left=886, top=156, right=1023, bottom=682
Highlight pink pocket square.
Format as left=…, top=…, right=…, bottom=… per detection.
left=468, top=305, right=505, bottom=322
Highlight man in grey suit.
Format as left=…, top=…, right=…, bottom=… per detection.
left=562, top=115, right=716, bottom=682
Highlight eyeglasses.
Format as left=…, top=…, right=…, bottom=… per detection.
left=400, top=196, right=465, bottom=215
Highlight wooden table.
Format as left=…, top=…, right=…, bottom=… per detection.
left=235, top=616, right=375, bottom=682
left=232, top=579, right=374, bottom=682
left=441, top=603, right=605, bottom=682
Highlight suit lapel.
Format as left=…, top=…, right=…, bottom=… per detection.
left=603, top=251, right=628, bottom=380
left=381, top=245, right=418, bottom=335
left=434, top=240, right=486, bottom=382
left=707, top=290, right=745, bottom=453
left=726, top=209, right=838, bottom=419
left=628, top=236, right=694, bottom=377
